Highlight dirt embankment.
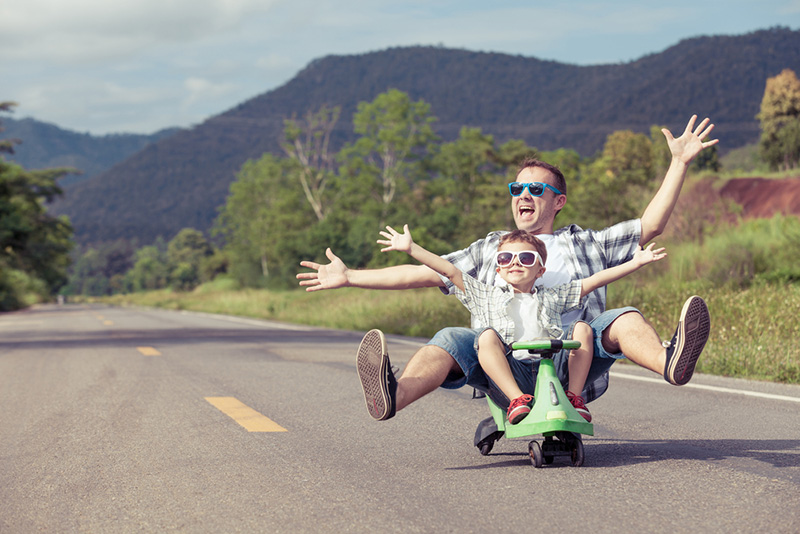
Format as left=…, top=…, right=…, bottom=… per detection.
left=719, top=177, right=800, bottom=219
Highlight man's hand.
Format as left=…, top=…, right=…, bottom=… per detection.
left=633, top=243, right=667, bottom=267
left=662, top=115, right=719, bottom=165
left=377, top=224, right=413, bottom=254
left=297, top=248, right=349, bottom=292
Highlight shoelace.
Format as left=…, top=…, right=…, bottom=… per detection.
left=509, top=395, right=533, bottom=409
left=567, top=391, right=587, bottom=409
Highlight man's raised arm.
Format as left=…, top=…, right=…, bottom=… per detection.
left=297, top=248, right=444, bottom=292
left=639, top=115, right=719, bottom=245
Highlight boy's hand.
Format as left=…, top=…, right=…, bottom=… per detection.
left=378, top=224, right=413, bottom=254
left=634, top=243, right=667, bottom=266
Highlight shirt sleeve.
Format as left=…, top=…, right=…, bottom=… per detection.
left=591, top=218, right=642, bottom=268
left=552, top=280, right=586, bottom=313
left=453, top=272, right=493, bottom=326
left=439, top=232, right=504, bottom=295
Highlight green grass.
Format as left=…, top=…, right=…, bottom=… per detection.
left=92, top=213, right=800, bottom=385
left=609, top=280, right=800, bottom=383
left=101, top=285, right=470, bottom=339
left=95, top=277, right=800, bottom=385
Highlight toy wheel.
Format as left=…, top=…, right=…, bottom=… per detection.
left=528, top=441, right=544, bottom=468
left=570, top=439, right=585, bottom=467
left=479, top=441, right=494, bottom=456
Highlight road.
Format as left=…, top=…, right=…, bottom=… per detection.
left=1, top=304, right=798, bottom=532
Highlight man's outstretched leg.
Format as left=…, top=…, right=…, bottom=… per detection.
left=357, top=329, right=461, bottom=420
left=602, top=295, right=710, bottom=385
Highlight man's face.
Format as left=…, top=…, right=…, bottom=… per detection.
left=511, top=166, right=566, bottom=234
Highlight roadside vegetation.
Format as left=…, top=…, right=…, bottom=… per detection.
left=98, top=213, right=800, bottom=385
left=4, top=69, right=800, bottom=384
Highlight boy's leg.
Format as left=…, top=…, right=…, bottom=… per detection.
left=563, top=321, right=593, bottom=422
left=477, top=329, right=526, bottom=401
left=477, top=328, right=535, bottom=425
left=567, top=321, right=593, bottom=397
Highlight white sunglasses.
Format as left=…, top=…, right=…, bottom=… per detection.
left=494, top=250, right=542, bottom=267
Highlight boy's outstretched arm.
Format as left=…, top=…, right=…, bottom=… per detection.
left=580, top=243, right=667, bottom=297
left=297, top=247, right=443, bottom=292
left=378, top=224, right=465, bottom=292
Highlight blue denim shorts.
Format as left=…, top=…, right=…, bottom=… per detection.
left=427, top=306, right=641, bottom=407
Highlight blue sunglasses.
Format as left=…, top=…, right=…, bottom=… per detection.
left=508, top=182, right=563, bottom=197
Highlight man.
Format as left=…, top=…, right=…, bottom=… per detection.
left=297, top=115, right=717, bottom=421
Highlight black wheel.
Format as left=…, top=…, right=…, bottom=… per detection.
left=541, top=436, right=555, bottom=464
left=479, top=441, right=494, bottom=456
left=570, top=439, right=585, bottom=467
left=529, top=441, right=544, bottom=468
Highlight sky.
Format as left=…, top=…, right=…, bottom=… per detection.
left=2, top=0, right=799, bottom=136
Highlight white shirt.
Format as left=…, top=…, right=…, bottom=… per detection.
left=508, top=291, right=546, bottom=359
left=535, top=234, right=582, bottom=326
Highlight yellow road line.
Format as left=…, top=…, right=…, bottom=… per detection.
left=137, top=346, right=161, bottom=356
left=205, top=397, right=287, bottom=432
left=103, top=320, right=114, bottom=325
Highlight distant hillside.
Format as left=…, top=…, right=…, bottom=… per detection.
left=2, top=117, right=180, bottom=186
left=49, top=27, right=800, bottom=246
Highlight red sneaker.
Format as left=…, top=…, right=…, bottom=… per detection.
left=566, top=391, right=592, bottom=422
left=507, top=394, right=534, bottom=424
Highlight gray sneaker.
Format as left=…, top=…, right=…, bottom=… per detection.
left=663, top=296, right=711, bottom=385
left=357, top=329, right=397, bottom=420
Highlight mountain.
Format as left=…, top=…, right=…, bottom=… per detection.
left=48, top=27, right=800, bottom=246
left=2, top=117, right=180, bottom=186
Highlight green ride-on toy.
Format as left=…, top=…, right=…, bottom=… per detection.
left=473, top=339, right=593, bottom=468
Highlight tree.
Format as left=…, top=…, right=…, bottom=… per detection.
left=125, top=245, right=169, bottom=291
left=757, top=68, right=800, bottom=170
left=166, top=228, right=213, bottom=291
left=338, top=89, right=438, bottom=222
left=0, top=102, right=20, bottom=155
left=570, top=130, right=655, bottom=229
left=281, top=105, right=341, bottom=221
left=215, top=154, right=312, bottom=287
left=425, top=127, right=505, bottom=247
left=62, top=240, right=137, bottom=296
left=0, top=158, right=74, bottom=308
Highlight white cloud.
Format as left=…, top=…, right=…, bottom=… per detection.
left=2, top=0, right=797, bottom=134
left=183, top=77, right=237, bottom=108
left=0, top=0, right=281, bottom=62
left=780, top=0, right=800, bottom=13
left=255, top=53, right=294, bottom=71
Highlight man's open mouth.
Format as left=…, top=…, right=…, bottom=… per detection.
left=518, top=205, right=535, bottom=216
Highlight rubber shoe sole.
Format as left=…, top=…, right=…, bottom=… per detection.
left=357, top=329, right=395, bottom=420
left=507, top=394, right=534, bottom=425
left=664, top=296, right=711, bottom=385
left=574, top=406, right=592, bottom=422
left=508, top=405, right=531, bottom=425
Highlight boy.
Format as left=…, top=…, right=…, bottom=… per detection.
left=378, top=224, right=666, bottom=424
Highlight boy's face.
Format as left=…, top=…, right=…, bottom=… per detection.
left=495, top=240, right=545, bottom=292
left=511, top=166, right=567, bottom=235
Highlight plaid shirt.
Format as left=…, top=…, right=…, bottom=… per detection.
left=455, top=273, right=584, bottom=346
left=440, top=219, right=642, bottom=400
